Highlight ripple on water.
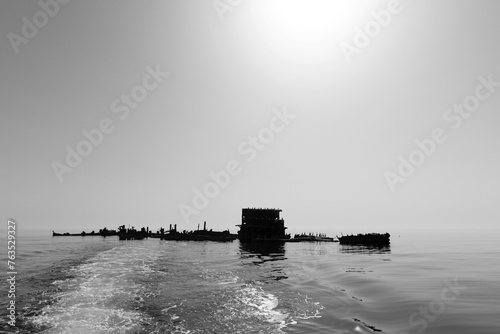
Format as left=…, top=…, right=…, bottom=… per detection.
left=18, top=241, right=324, bottom=333
left=151, top=267, right=324, bottom=334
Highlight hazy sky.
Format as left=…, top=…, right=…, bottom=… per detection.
left=1, top=0, right=499, bottom=234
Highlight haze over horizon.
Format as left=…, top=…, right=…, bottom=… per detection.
left=1, top=0, right=499, bottom=234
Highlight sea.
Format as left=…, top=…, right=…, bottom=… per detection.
left=0, top=229, right=499, bottom=334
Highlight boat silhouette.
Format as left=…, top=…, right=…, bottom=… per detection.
left=337, top=232, right=390, bottom=245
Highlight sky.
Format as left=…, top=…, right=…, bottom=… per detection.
left=1, top=0, right=499, bottom=234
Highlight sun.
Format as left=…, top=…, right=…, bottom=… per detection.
left=250, top=0, right=381, bottom=64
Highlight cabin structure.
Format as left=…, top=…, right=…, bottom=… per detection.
left=237, top=208, right=288, bottom=241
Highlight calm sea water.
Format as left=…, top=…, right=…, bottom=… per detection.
left=1, top=229, right=499, bottom=333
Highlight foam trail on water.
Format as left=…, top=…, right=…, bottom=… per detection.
left=29, top=243, right=159, bottom=334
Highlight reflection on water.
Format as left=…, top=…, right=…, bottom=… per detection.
left=338, top=244, right=391, bottom=254
left=240, top=241, right=286, bottom=257
left=239, top=241, right=288, bottom=281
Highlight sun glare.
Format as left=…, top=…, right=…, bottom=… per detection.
left=251, top=0, right=380, bottom=64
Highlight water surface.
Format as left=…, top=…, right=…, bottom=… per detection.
left=1, top=229, right=498, bottom=333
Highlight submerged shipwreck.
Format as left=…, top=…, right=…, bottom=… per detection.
left=237, top=208, right=290, bottom=241
left=235, top=208, right=334, bottom=242
left=52, top=209, right=387, bottom=244
left=118, top=225, right=149, bottom=240
left=337, top=233, right=390, bottom=245
left=289, top=233, right=335, bottom=242
left=52, top=223, right=237, bottom=242
left=158, top=222, right=237, bottom=241
left=52, top=227, right=118, bottom=237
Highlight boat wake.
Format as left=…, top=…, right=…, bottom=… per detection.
left=17, top=241, right=323, bottom=333
left=23, top=244, right=160, bottom=334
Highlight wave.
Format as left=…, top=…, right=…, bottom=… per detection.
left=16, top=240, right=323, bottom=333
